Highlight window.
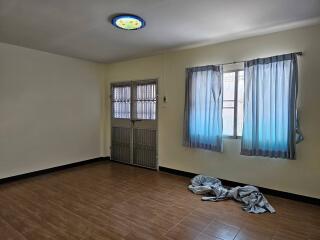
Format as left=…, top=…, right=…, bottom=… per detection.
left=112, top=85, right=131, bottom=119
left=223, top=70, right=244, bottom=137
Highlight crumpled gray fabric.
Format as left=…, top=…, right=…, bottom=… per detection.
left=188, top=175, right=275, bottom=214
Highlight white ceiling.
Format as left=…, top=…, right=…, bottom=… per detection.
left=0, top=0, right=320, bottom=63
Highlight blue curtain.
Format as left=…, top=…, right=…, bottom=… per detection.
left=183, top=65, right=223, bottom=151
left=241, top=53, right=303, bottom=159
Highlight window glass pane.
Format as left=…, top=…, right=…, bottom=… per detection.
left=223, top=72, right=235, bottom=100
left=223, top=72, right=235, bottom=136
left=237, top=71, right=244, bottom=136
left=223, top=101, right=234, bottom=108
left=112, top=86, right=131, bottom=119
left=223, top=108, right=234, bottom=136
left=136, top=83, right=156, bottom=120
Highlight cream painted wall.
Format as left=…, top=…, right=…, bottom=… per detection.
left=0, top=42, right=104, bottom=179
left=105, top=24, right=320, bottom=198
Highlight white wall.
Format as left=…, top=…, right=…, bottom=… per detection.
left=0, top=42, right=104, bottom=179
left=105, top=24, right=320, bottom=198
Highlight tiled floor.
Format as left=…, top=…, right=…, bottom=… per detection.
left=0, top=161, right=319, bottom=240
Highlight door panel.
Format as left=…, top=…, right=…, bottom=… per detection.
left=111, top=83, right=132, bottom=164
left=111, top=127, right=131, bottom=164
left=110, top=80, right=158, bottom=169
left=133, top=128, right=157, bottom=169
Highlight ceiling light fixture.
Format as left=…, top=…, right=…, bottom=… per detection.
left=111, top=14, right=145, bottom=30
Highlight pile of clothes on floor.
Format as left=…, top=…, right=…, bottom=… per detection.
left=188, top=175, right=275, bottom=214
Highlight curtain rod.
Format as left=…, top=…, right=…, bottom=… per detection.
left=221, top=51, right=303, bottom=66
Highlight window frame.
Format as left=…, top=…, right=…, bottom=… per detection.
left=223, top=69, right=243, bottom=139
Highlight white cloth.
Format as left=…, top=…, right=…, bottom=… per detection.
left=188, top=175, right=275, bottom=214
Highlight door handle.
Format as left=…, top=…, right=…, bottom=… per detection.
left=131, top=119, right=142, bottom=124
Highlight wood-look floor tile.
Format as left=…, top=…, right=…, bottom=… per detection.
left=195, top=233, right=222, bottom=240
left=2, top=185, right=123, bottom=239
left=203, top=220, right=240, bottom=240
left=0, top=217, right=27, bottom=240
left=179, top=211, right=213, bottom=232
left=0, top=161, right=319, bottom=240
left=0, top=195, right=59, bottom=240
left=165, top=224, right=201, bottom=240
left=307, top=223, right=320, bottom=240
left=234, top=225, right=274, bottom=240
left=272, top=228, right=307, bottom=240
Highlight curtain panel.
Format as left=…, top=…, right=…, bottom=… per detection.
left=241, top=53, right=303, bottom=159
left=183, top=65, right=223, bottom=151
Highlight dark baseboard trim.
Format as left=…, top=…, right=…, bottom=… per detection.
left=159, top=166, right=197, bottom=178
left=108, top=158, right=157, bottom=171
left=159, top=166, right=320, bottom=205
left=0, top=157, right=110, bottom=184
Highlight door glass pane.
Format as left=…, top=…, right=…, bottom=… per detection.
left=112, top=86, right=131, bottom=119
left=237, top=71, right=244, bottom=136
left=136, top=83, right=157, bottom=120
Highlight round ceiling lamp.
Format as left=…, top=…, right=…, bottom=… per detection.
left=111, top=14, right=146, bottom=30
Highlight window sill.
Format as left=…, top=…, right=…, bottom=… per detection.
left=223, top=136, right=242, bottom=140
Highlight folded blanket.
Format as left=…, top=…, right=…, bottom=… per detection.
left=188, top=175, right=275, bottom=214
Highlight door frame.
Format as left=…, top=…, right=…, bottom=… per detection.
left=109, top=79, right=159, bottom=170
